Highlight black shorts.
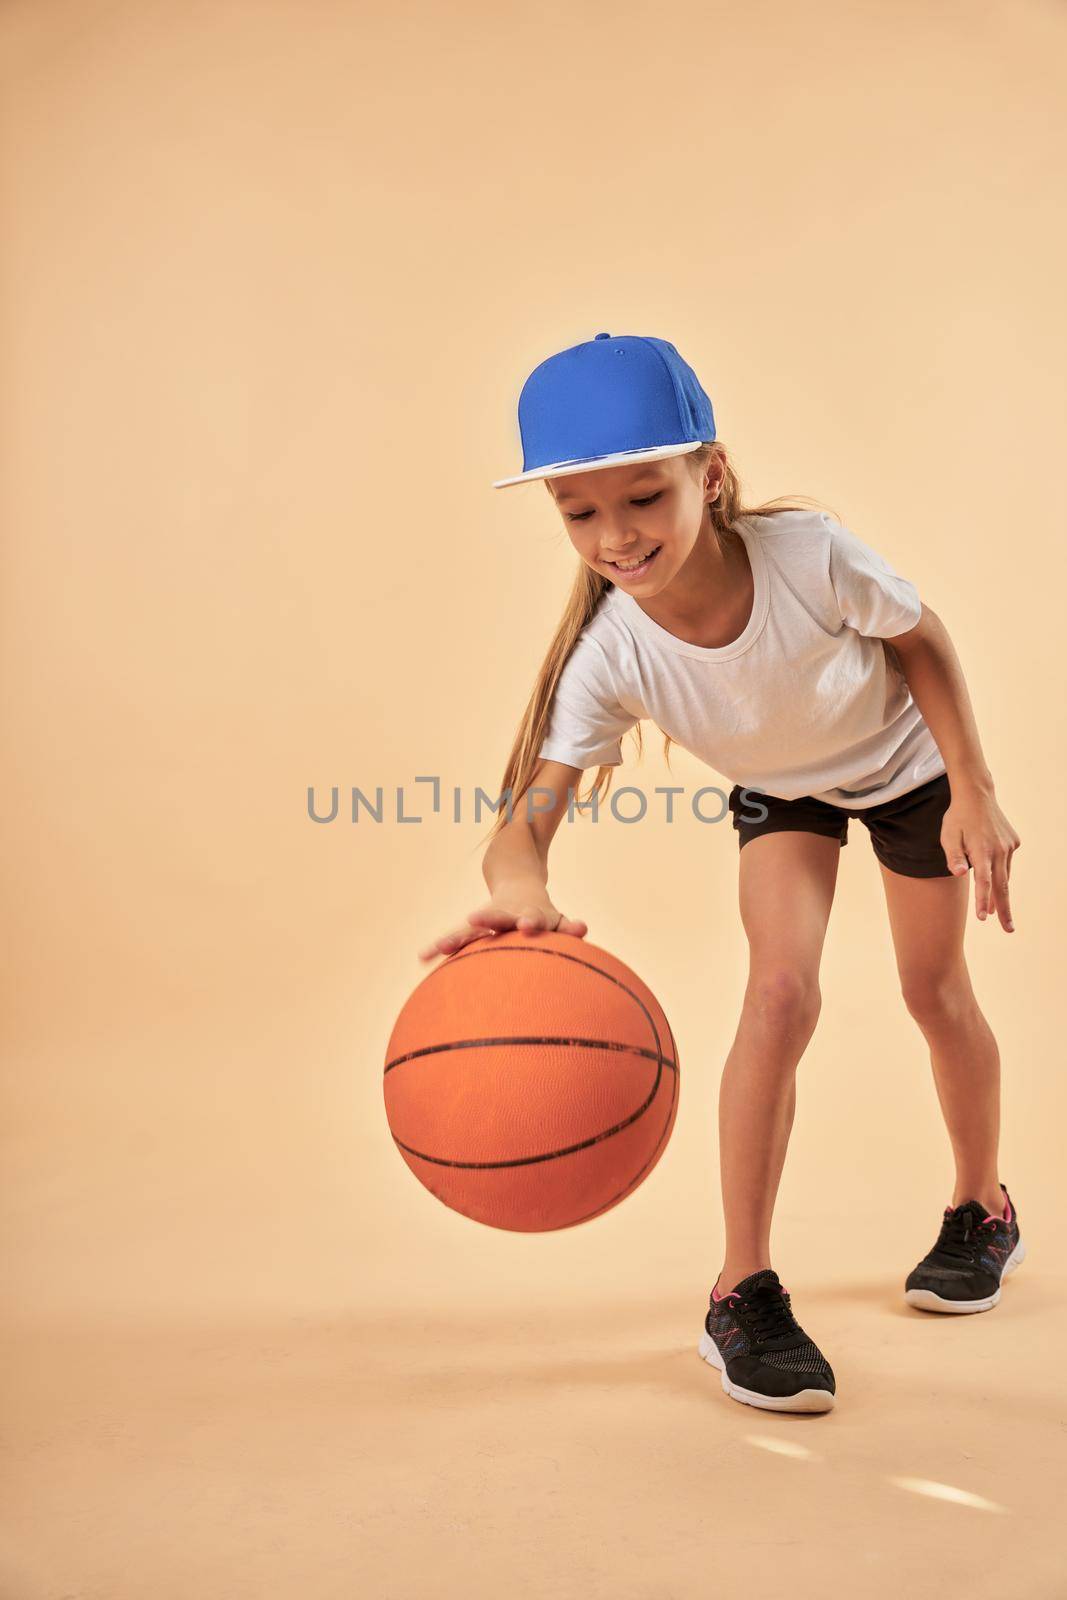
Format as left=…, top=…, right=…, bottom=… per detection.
left=727, top=772, right=954, bottom=879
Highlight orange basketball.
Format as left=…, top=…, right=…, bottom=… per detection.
left=383, top=929, right=679, bottom=1232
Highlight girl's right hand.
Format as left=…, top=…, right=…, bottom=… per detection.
left=417, top=890, right=588, bottom=963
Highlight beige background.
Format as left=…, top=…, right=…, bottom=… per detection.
left=2, top=1, right=1065, bottom=1596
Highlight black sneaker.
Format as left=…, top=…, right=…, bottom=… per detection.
left=697, top=1267, right=836, bottom=1413
left=905, top=1182, right=1025, bottom=1313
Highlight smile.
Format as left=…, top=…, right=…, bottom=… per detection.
left=607, top=545, right=662, bottom=579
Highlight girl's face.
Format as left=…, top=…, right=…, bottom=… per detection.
left=549, top=453, right=722, bottom=591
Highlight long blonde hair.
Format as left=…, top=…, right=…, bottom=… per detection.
left=482, top=442, right=836, bottom=843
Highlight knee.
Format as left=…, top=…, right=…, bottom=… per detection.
left=745, top=968, right=822, bottom=1035
left=900, top=970, right=973, bottom=1028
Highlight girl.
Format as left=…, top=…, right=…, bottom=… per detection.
left=418, top=332, right=1023, bottom=1415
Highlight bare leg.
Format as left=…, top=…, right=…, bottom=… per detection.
left=878, top=865, right=1004, bottom=1218
left=715, top=831, right=841, bottom=1294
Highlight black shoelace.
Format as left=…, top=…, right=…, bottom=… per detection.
left=932, top=1208, right=996, bottom=1263
left=731, top=1285, right=804, bottom=1348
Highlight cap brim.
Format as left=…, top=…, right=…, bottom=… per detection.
left=490, top=439, right=706, bottom=489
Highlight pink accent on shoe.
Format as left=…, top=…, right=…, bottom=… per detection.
left=714, top=1279, right=787, bottom=1304
left=981, top=1186, right=1012, bottom=1226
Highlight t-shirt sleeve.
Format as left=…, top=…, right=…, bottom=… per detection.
left=825, top=515, right=923, bottom=639
left=537, top=634, right=639, bottom=770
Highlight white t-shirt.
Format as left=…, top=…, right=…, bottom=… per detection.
left=537, top=509, right=946, bottom=809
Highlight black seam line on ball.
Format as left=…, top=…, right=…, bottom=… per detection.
left=384, top=1037, right=678, bottom=1074
left=392, top=1034, right=670, bottom=1168
left=390, top=1059, right=672, bottom=1171
left=389, top=940, right=675, bottom=1170
left=565, top=1014, right=681, bottom=1223
left=411, top=941, right=668, bottom=1078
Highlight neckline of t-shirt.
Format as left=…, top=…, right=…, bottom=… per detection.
left=608, top=516, right=769, bottom=661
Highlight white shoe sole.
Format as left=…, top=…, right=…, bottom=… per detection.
left=905, top=1237, right=1026, bottom=1314
left=697, top=1330, right=836, bottom=1412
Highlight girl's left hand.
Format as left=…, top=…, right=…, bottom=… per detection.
left=940, top=785, right=1021, bottom=931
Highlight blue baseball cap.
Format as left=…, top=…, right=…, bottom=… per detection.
left=491, top=331, right=716, bottom=489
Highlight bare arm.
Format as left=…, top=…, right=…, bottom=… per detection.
left=481, top=759, right=577, bottom=889
left=418, top=760, right=591, bottom=961
left=887, top=604, right=1021, bottom=929
left=886, top=604, right=993, bottom=791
